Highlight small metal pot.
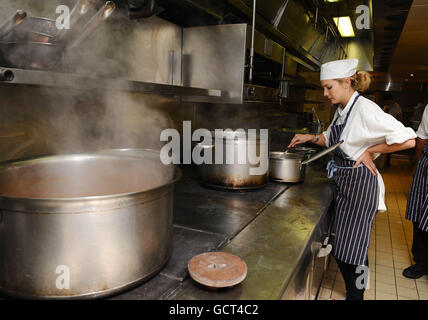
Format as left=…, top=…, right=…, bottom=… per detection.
left=269, top=140, right=343, bottom=183
left=269, top=152, right=307, bottom=183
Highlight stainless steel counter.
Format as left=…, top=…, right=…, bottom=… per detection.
left=167, top=164, right=334, bottom=300
left=110, top=162, right=334, bottom=300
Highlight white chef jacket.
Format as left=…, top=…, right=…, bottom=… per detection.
left=416, top=104, right=428, bottom=139
left=322, top=91, right=417, bottom=211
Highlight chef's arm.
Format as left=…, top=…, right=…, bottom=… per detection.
left=415, top=137, right=427, bottom=161
left=288, top=133, right=327, bottom=148
left=366, top=139, right=416, bottom=155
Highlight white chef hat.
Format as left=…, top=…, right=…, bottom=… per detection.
left=320, top=59, right=359, bottom=81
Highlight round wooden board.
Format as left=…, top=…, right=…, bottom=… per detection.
left=188, top=252, right=247, bottom=288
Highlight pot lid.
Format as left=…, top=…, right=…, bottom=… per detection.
left=188, top=252, right=247, bottom=288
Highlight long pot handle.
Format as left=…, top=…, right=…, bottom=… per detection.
left=0, top=10, right=27, bottom=39
left=301, top=140, right=344, bottom=166
left=66, top=1, right=116, bottom=50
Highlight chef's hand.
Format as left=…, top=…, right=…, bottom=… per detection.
left=354, top=150, right=377, bottom=176
left=288, top=134, right=315, bottom=148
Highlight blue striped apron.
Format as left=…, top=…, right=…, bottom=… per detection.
left=406, top=142, right=428, bottom=232
left=328, top=94, right=379, bottom=266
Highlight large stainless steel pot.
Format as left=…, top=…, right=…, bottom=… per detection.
left=269, top=140, right=343, bottom=183
left=196, top=130, right=269, bottom=190
left=0, top=150, right=181, bottom=299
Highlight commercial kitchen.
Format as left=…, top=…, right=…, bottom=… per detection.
left=0, top=0, right=427, bottom=301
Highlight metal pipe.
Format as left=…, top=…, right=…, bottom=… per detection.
left=0, top=69, right=14, bottom=82
left=272, top=0, right=289, bottom=28
left=0, top=10, right=27, bottom=39
left=248, top=0, right=256, bottom=85
left=315, top=7, right=319, bottom=30
left=66, top=1, right=116, bottom=50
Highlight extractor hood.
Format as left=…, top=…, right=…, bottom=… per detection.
left=155, top=0, right=352, bottom=71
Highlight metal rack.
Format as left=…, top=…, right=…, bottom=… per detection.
left=0, top=67, right=223, bottom=101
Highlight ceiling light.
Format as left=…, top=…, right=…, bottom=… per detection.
left=333, top=16, right=355, bottom=37
left=410, top=73, right=414, bottom=77
left=325, top=0, right=341, bottom=2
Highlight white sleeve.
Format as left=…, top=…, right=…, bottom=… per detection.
left=359, top=103, right=417, bottom=145
left=322, top=128, right=331, bottom=147
left=416, top=105, right=428, bottom=139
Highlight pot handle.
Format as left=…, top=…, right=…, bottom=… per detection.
left=301, top=140, right=344, bottom=166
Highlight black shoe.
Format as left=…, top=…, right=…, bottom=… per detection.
left=402, top=264, right=428, bottom=279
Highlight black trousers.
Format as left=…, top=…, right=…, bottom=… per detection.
left=335, top=257, right=369, bottom=300
left=412, top=222, right=428, bottom=265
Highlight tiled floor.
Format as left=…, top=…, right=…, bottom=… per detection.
left=317, top=156, right=428, bottom=300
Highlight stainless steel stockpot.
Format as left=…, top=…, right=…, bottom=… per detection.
left=0, top=150, right=181, bottom=299
left=196, top=130, right=269, bottom=190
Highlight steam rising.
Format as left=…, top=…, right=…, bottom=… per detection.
left=0, top=0, right=178, bottom=163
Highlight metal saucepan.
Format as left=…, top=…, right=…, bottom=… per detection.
left=3, top=0, right=90, bottom=43
left=269, top=140, right=344, bottom=183
left=1, top=16, right=58, bottom=43
left=3, top=0, right=92, bottom=43
left=0, top=150, right=181, bottom=299
left=0, top=1, right=116, bottom=70
left=195, top=130, right=269, bottom=190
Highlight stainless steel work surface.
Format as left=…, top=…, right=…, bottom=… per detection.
left=173, top=166, right=288, bottom=237
left=167, top=165, right=334, bottom=300
left=159, top=226, right=229, bottom=281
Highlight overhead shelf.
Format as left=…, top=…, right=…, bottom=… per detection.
left=282, top=75, right=323, bottom=90
left=0, top=67, right=223, bottom=101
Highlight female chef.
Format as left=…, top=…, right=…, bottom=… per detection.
left=288, top=59, right=417, bottom=300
